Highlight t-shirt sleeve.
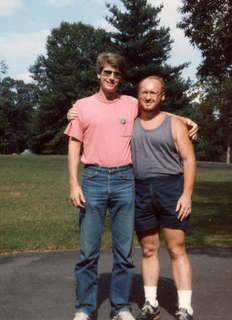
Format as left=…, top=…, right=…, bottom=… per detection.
left=64, top=103, right=83, bottom=141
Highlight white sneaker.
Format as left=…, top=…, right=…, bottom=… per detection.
left=112, top=310, right=135, bottom=320
left=73, top=311, right=91, bottom=320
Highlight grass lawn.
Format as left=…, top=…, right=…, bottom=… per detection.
left=0, top=155, right=231, bottom=253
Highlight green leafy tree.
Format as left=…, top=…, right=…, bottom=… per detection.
left=202, top=77, right=232, bottom=163
left=182, top=85, right=226, bottom=162
left=178, top=0, right=232, bottom=79
left=178, top=0, right=232, bottom=162
left=0, top=77, right=35, bottom=154
left=30, top=22, right=113, bottom=154
left=106, top=0, right=191, bottom=112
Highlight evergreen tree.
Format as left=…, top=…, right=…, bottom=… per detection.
left=106, top=0, right=191, bottom=112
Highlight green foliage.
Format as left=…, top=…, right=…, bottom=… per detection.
left=204, top=77, right=232, bottom=162
left=30, top=22, right=113, bottom=154
left=0, top=77, right=35, bottom=154
left=178, top=0, right=232, bottom=162
left=181, top=78, right=232, bottom=162
left=106, top=0, right=191, bottom=112
left=178, top=0, right=232, bottom=79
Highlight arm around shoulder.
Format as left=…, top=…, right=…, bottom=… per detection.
left=164, top=111, right=199, bottom=140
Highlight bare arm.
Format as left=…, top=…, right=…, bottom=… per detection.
left=68, top=137, right=85, bottom=208
left=164, top=111, right=198, bottom=140
left=172, top=117, right=196, bottom=221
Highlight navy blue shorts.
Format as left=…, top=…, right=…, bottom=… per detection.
left=135, top=175, right=189, bottom=233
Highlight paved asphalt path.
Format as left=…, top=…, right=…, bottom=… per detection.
left=0, top=247, right=231, bottom=320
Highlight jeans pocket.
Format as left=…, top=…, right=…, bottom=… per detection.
left=83, top=168, right=99, bottom=178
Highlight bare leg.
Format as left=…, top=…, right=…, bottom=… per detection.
left=164, top=228, right=193, bottom=316
left=138, top=228, right=160, bottom=287
left=163, top=228, right=192, bottom=290
left=136, top=229, right=161, bottom=319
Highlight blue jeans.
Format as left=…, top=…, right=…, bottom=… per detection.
left=75, top=165, right=135, bottom=317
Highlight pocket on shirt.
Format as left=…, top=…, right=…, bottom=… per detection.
left=120, top=120, right=133, bottom=137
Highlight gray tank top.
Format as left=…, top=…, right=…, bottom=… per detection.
left=132, top=115, right=183, bottom=179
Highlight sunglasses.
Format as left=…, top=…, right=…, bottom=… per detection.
left=101, top=70, right=122, bottom=79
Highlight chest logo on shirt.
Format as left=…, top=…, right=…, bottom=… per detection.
left=120, top=119, right=127, bottom=125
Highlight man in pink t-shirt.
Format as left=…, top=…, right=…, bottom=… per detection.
left=65, top=53, right=138, bottom=320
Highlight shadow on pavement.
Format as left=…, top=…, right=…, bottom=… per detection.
left=97, top=273, right=177, bottom=318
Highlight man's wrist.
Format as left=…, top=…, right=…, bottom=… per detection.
left=69, top=179, right=80, bottom=187
left=182, top=190, right=193, bottom=197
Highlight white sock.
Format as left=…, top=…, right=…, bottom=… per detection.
left=144, top=286, right=159, bottom=308
left=177, top=290, right=193, bottom=315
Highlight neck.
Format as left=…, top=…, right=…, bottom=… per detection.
left=98, top=88, right=119, bottom=101
left=140, top=108, right=161, bottom=121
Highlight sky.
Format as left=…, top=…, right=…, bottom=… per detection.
left=0, top=0, right=202, bottom=83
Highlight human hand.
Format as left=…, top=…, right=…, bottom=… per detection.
left=69, top=184, right=85, bottom=208
left=184, top=118, right=199, bottom=141
left=67, top=105, right=78, bottom=121
left=176, top=193, right=192, bottom=221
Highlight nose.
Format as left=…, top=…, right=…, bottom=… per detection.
left=145, top=92, right=152, bottom=100
left=109, top=72, right=116, bottom=80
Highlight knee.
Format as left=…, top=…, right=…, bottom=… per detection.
left=167, top=243, right=186, bottom=260
left=142, top=244, right=159, bottom=258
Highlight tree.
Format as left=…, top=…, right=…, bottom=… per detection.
left=182, top=83, right=228, bottom=162
left=178, top=0, right=232, bottom=79
left=106, top=0, right=191, bottom=112
left=0, top=77, right=35, bottom=154
left=203, top=77, right=232, bottom=163
left=178, top=0, right=232, bottom=162
left=30, top=22, right=113, bottom=154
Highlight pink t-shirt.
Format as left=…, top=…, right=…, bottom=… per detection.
left=64, top=93, right=138, bottom=167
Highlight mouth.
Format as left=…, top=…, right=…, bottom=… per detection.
left=105, top=81, right=116, bottom=88
left=143, top=102, right=153, bottom=107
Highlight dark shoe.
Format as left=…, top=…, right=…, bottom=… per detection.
left=175, top=308, right=193, bottom=320
left=136, top=301, right=160, bottom=320
left=112, top=310, right=135, bottom=320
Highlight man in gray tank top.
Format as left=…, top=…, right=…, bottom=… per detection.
left=133, top=76, right=196, bottom=320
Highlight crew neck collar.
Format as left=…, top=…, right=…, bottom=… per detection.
left=94, top=92, right=121, bottom=104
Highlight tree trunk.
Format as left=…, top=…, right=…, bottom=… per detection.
left=226, top=144, right=231, bottom=164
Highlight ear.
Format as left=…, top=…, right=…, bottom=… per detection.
left=161, top=94, right=166, bottom=101
left=97, top=73, right=101, bottom=79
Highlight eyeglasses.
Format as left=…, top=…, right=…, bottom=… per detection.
left=140, top=91, right=163, bottom=98
left=101, top=70, right=122, bottom=79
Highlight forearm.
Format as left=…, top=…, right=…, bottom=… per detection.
left=182, top=157, right=196, bottom=196
left=68, top=138, right=81, bottom=187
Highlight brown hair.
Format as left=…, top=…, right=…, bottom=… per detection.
left=96, top=52, right=127, bottom=77
left=138, top=75, right=166, bottom=93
